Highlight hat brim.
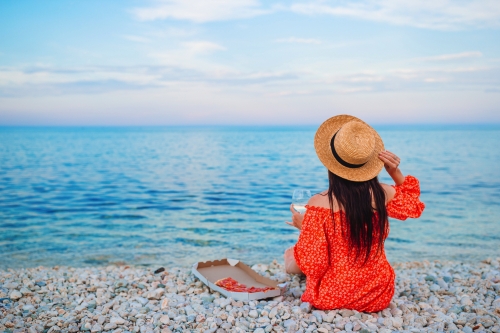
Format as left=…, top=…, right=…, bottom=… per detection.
left=314, top=114, right=384, bottom=182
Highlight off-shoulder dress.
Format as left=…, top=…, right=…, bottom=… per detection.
left=293, top=175, right=425, bottom=312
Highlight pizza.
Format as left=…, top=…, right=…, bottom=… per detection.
left=214, top=277, right=276, bottom=293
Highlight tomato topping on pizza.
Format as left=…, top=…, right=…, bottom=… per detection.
left=214, top=277, right=276, bottom=293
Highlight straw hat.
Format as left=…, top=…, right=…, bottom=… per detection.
left=314, top=114, right=384, bottom=182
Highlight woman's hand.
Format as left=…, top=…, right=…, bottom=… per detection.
left=378, top=150, right=405, bottom=185
left=379, top=150, right=400, bottom=174
left=285, top=204, right=304, bottom=230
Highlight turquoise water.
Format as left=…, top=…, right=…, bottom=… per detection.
left=1, top=126, right=499, bottom=269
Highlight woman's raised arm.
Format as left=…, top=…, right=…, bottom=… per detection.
left=378, top=150, right=405, bottom=185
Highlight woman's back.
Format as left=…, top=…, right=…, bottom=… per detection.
left=307, top=182, right=396, bottom=211
left=295, top=206, right=394, bottom=312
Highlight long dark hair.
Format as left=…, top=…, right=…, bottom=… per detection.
left=327, top=171, right=388, bottom=265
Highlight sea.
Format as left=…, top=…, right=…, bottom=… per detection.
left=1, top=125, right=499, bottom=269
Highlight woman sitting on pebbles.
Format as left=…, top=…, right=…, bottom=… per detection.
left=285, top=115, right=425, bottom=312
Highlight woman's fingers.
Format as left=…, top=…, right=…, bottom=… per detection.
left=385, top=156, right=399, bottom=166
left=382, top=151, right=401, bottom=162
left=378, top=153, right=389, bottom=161
left=379, top=151, right=400, bottom=168
left=288, top=204, right=304, bottom=230
left=378, top=154, right=395, bottom=165
left=287, top=205, right=298, bottom=227
left=286, top=220, right=299, bottom=230
left=379, top=157, right=398, bottom=172
left=380, top=151, right=396, bottom=160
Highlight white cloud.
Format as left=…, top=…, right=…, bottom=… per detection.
left=2, top=62, right=498, bottom=99
left=415, top=51, right=483, bottom=62
left=131, top=1, right=500, bottom=30
left=0, top=60, right=299, bottom=98
left=290, top=0, right=500, bottom=30
left=2, top=63, right=500, bottom=125
left=182, top=41, right=226, bottom=54
left=149, top=41, right=227, bottom=72
left=3, top=82, right=499, bottom=126
left=267, top=89, right=314, bottom=97
left=336, top=87, right=374, bottom=94
left=275, top=37, right=322, bottom=44
left=0, top=66, right=162, bottom=96
left=123, top=35, right=151, bottom=43
left=132, top=0, right=270, bottom=23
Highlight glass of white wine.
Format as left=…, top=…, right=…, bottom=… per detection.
left=292, top=189, right=312, bottom=214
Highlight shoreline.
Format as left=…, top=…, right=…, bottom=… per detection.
left=1, top=258, right=499, bottom=333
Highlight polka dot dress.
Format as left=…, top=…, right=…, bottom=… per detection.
left=294, top=175, right=425, bottom=312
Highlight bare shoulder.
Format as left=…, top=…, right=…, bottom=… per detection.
left=307, top=191, right=330, bottom=208
left=381, top=183, right=396, bottom=203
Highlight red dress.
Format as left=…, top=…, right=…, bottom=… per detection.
left=293, top=175, right=425, bottom=312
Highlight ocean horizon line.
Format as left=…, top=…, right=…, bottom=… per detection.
left=1, top=123, right=500, bottom=131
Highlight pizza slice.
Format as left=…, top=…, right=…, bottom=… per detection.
left=214, top=277, right=276, bottom=293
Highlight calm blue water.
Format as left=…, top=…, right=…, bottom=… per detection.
left=1, top=126, right=499, bottom=269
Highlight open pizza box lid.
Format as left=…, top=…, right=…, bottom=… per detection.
left=192, top=258, right=286, bottom=301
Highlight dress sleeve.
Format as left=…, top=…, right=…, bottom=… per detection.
left=293, top=208, right=329, bottom=279
left=386, top=175, right=425, bottom=220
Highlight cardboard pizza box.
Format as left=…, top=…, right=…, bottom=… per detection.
left=192, top=258, right=286, bottom=301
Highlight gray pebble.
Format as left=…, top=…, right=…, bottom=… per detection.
left=104, top=323, right=117, bottom=330
left=300, top=302, right=312, bottom=313
left=91, top=323, right=102, bottom=332
left=291, top=287, right=303, bottom=298
left=269, top=307, right=278, bottom=319
left=20, top=287, right=32, bottom=295
left=110, top=317, right=126, bottom=325
left=463, top=327, right=473, bottom=333
left=235, top=321, right=249, bottom=329
left=437, top=278, right=448, bottom=289
left=311, top=311, right=323, bottom=323
left=448, top=305, right=463, bottom=314
left=22, top=304, right=35, bottom=311
left=430, top=284, right=440, bottom=291
left=340, top=309, right=354, bottom=317
left=283, top=319, right=296, bottom=329
left=9, top=290, right=22, bottom=300
left=221, top=323, right=232, bottom=329
left=136, top=297, right=148, bottom=306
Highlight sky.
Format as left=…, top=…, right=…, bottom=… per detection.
left=0, top=0, right=499, bottom=126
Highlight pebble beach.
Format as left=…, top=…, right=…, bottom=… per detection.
left=1, top=258, right=499, bottom=333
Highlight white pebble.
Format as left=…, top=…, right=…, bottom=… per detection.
left=110, top=317, right=125, bottom=325
left=249, top=309, right=259, bottom=318
left=10, top=290, right=22, bottom=300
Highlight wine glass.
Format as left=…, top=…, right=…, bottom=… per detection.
left=292, top=189, right=312, bottom=214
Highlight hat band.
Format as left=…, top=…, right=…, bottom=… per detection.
left=330, top=132, right=367, bottom=169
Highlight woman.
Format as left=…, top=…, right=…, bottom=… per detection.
left=284, top=115, right=425, bottom=312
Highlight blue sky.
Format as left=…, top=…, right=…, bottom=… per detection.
left=1, top=0, right=499, bottom=125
